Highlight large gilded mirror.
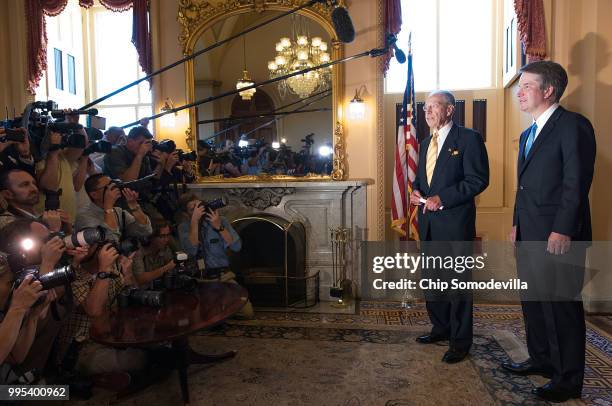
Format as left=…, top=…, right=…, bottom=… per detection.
left=179, top=0, right=346, bottom=181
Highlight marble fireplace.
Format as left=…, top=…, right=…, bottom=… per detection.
left=187, top=179, right=371, bottom=302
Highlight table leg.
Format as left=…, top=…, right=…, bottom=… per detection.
left=171, top=337, right=238, bottom=404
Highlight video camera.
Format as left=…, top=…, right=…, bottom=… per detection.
left=5, top=101, right=101, bottom=159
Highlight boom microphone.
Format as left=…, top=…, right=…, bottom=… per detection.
left=51, top=108, right=99, bottom=119
left=331, top=5, right=355, bottom=43
left=386, top=34, right=406, bottom=64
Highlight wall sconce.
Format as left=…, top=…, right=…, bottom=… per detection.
left=349, top=85, right=367, bottom=120
left=160, top=98, right=177, bottom=128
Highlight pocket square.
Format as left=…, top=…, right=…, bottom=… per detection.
left=449, top=149, right=460, bottom=156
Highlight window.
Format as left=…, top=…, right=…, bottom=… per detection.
left=385, top=0, right=496, bottom=93
left=89, top=6, right=152, bottom=130
left=67, top=54, right=76, bottom=94
left=54, top=48, right=64, bottom=90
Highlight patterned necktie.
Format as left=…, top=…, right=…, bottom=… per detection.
left=524, top=123, right=538, bottom=158
left=426, top=131, right=439, bottom=185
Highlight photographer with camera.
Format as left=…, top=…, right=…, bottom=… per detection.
left=75, top=174, right=152, bottom=244
left=131, top=220, right=178, bottom=288
left=177, top=194, right=253, bottom=318
left=36, top=111, right=91, bottom=223
left=89, top=127, right=126, bottom=171
left=55, top=241, right=147, bottom=378
left=0, top=169, right=72, bottom=234
left=0, top=127, right=36, bottom=178
left=0, top=218, right=72, bottom=382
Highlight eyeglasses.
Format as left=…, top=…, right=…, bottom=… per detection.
left=422, top=102, right=450, bottom=112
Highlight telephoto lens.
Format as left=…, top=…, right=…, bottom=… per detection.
left=15, top=265, right=76, bottom=291
left=63, top=226, right=106, bottom=249
left=118, top=287, right=165, bottom=308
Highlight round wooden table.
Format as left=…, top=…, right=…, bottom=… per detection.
left=90, top=282, right=248, bottom=404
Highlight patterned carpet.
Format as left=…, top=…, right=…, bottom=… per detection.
left=73, top=302, right=611, bottom=406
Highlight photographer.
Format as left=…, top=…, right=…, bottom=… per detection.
left=103, top=126, right=175, bottom=183
left=132, top=220, right=177, bottom=288
left=0, top=127, right=36, bottom=177
left=89, top=127, right=126, bottom=170
left=0, top=169, right=71, bottom=234
left=36, top=111, right=91, bottom=223
left=0, top=218, right=70, bottom=382
left=75, top=174, right=152, bottom=243
left=55, top=242, right=147, bottom=377
left=177, top=194, right=253, bottom=318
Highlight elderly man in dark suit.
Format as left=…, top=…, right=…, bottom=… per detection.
left=410, top=90, right=489, bottom=364
left=502, top=61, right=596, bottom=403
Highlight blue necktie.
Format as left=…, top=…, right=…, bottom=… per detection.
left=524, top=123, right=537, bottom=158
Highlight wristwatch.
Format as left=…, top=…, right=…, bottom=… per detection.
left=96, top=272, right=119, bottom=280
left=214, top=225, right=225, bottom=232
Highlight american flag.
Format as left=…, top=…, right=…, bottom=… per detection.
left=391, top=35, right=419, bottom=240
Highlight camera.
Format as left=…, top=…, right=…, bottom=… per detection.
left=110, top=173, right=156, bottom=191
left=0, top=128, right=26, bottom=143
left=48, top=122, right=87, bottom=150
left=197, top=196, right=228, bottom=213
left=108, top=237, right=140, bottom=257
left=43, top=188, right=62, bottom=211
left=152, top=139, right=176, bottom=154
left=153, top=252, right=199, bottom=291
left=83, top=140, right=112, bottom=156
left=118, top=287, right=165, bottom=308
left=14, top=265, right=76, bottom=291
left=48, top=227, right=107, bottom=249
left=177, top=149, right=197, bottom=161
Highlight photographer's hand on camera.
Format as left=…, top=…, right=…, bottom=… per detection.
left=39, top=236, right=66, bottom=275
left=98, top=243, right=119, bottom=272
left=66, top=246, right=90, bottom=268
left=164, top=151, right=179, bottom=173
left=42, top=210, right=62, bottom=233
left=11, top=275, right=45, bottom=313
left=118, top=253, right=137, bottom=287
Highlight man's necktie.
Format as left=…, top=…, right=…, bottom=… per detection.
left=524, top=123, right=538, bottom=158
left=426, top=131, right=439, bottom=185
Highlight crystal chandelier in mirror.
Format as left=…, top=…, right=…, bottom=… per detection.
left=268, top=15, right=331, bottom=99
left=236, top=22, right=256, bottom=101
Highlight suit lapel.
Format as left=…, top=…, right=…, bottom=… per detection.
left=430, top=123, right=457, bottom=189
left=519, top=107, right=565, bottom=177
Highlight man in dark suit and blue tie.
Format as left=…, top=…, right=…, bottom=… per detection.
left=409, top=90, right=489, bottom=364
left=502, top=61, right=596, bottom=402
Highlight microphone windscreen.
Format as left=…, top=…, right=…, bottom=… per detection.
left=394, top=48, right=407, bottom=64
left=332, top=7, right=355, bottom=43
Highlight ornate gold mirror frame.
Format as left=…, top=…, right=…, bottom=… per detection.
left=178, top=0, right=347, bottom=182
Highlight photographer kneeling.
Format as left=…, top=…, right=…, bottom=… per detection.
left=132, top=220, right=178, bottom=288
left=177, top=194, right=253, bottom=319
left=55, top=241, right=147, bottom=377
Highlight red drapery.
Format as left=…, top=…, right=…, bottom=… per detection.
left=383, top=0, right=402, bottom=75
left=514, top=0, right=547, bottom=62
left=26, top=0, right=151, bottom=94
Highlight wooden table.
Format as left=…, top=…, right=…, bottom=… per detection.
left=90, top=282, right=248, bottom=404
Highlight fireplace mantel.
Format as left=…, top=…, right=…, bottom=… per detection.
left=187, top=179, right=373, bottom=301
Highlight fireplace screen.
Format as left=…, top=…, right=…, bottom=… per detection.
left=229, top=214, right=318, bottom=307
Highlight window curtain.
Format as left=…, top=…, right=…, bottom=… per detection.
left=25, top=0, right=152, bottom=94
left=383, top=0, right=402, bottom=75
left=514, top=0, right=546, bottom=62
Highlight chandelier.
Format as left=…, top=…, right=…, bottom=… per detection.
left=268, top=18, right=331, bottom=99
left=236, top=31, right=256, bottom=100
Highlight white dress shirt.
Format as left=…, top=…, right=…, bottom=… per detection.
left=533, top=103, right=559, bottom=141
left=433, top=121, right=453, bottom=158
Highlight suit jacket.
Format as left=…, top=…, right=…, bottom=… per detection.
left=513, top=106, right=596, bottom=241
left=413, top=123, right=489, bottom=241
